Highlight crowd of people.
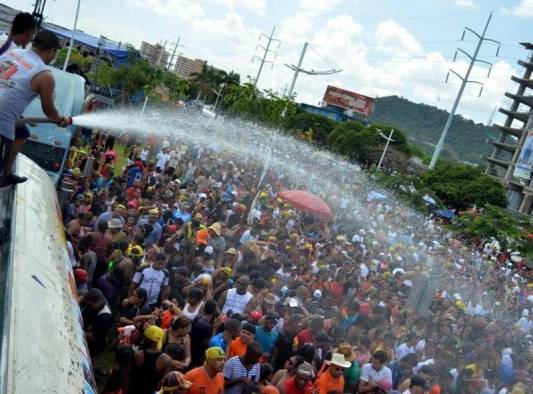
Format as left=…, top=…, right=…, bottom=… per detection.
left=61, top=128, right=532, bottom=394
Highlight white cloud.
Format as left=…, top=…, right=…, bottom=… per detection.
left=503, top=0, right=533, bottom=17
left=210, top=0, right=267, bottom=15
left=127, top=0, right=206, bottom=21
left=77, top=17, right=146, bottom=47
left=299, top=0, right=343, bottom=14
left=375, top=20, right=423, bottom=56
left=453, top=0, right=476, bottom=9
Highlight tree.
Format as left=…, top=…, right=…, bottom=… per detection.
left=454, top=205, right=531, bottom=251
left=55, top=47, right=93, bottom=73
left=191, top=64, right=229, bottom=102
left=223, top=82, right=261, bottom=117
left=419, top=162, right=507, bottom=210
left=285, top=112, right=336, bottom=145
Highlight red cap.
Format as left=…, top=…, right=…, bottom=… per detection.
left=167, top=225, right=177, bottom=234
left=74, top=268, right=88, bottom=283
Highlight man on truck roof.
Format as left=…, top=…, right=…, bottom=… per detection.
left=0, top=29, right=70, bottom=187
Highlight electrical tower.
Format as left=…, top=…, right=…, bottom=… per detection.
left=285, top=42, right=342, bottom=98
left=167, top=37, right=185, bottom=71
left=428, top=12, right=501, bottom=169
left=252, top=26, right=280, bottom=88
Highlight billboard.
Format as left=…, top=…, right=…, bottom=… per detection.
left=322, top=85, right=375, bottom=116
left=513, top=130, right=533, bottom=180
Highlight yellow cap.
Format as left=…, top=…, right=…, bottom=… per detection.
left=205, top=346, right=226, bottom=360
left=144, top=325, right=164, bottom=350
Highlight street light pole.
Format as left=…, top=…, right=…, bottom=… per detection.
left=286, top=42, right=308, bottom=98
left=62, top=0, right=81, bottom=71
left=377, top=129, right=395, bottom=170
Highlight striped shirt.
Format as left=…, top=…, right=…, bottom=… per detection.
left=223, top=356, right=260, bottom=394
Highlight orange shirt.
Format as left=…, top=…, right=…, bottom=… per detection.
left=228, top=337, right=248, bottom=358
left=315, top=370, right=344, bottom=394
left=185, top=367, right=224, bottom=394
left=260, top=385, right=280, bottom=394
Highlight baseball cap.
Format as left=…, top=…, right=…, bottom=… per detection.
left=204, top=245, right=214, bottom=256
left=313, top=289, right=322, bottom=298
left=205, top=346, right=226, bottom=360
left=241, top=322, right=256, bottom=335
left=74, top=268, right=88, bottom=284
left=144, top=325, right=164, bottom=350
left=296, top=362, right=315, bottom=379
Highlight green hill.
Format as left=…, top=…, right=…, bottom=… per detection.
left=368, top=95, right=499, bottom=165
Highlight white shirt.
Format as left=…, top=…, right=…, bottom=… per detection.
left=395, top=343, right=415, bottom=361
left=156, top=151, right=170, bottom=169
left=132, top=265, right=169, bottom=305
left=517, top=317, right=532, bottom=334
left=0, top=32, right=18, bottom=54
left=239, top=229, right=257, bottom=245
left=360, top=363, right=392, bottom=383
left=360, top=263, right=369, bottom=279
left=139, top=148, right=149, bottom=161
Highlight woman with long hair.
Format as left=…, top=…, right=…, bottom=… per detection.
left=163, top=315, right=192, bottom=371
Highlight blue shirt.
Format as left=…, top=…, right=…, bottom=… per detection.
left=209, top=332, right=227, bottom=350
left=255, top=326, right=278, bottom=355
left=127, top=166, right=143, bottom=187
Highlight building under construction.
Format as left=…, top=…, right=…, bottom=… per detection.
left=486, top=42, right=533, bottom=215
left=140, top=41, right=169, bottom=69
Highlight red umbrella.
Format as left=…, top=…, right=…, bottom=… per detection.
left=278, top=190, right=334, bottom=220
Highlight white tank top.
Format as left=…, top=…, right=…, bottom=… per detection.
left=0, top=48, right=48, bottom=140
left=182, top=301, right=203, bottom=320
left=222, top=288, right=253, bottom=315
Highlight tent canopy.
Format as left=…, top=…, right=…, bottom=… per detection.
left=45, top=24, right=133, bottom=65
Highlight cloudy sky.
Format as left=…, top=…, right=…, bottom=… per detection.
left=5, top=0, right=533, bottom=124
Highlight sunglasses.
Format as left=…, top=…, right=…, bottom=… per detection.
left=333, top=367, right=345, bottom=372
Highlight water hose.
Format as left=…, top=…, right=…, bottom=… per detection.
left=15, top=116, right=73, bottom=125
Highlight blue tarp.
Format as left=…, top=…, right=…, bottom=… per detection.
left=44, top=24, right=132, bottom=65
left=367, top=191, right=387, bottom=201
left=435, top=209, right=456, bottom=219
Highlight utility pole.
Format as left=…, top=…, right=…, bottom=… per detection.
left=285, top=42, right=342, bottom=98
left=167, top=37, right=185, bottom=71
left=287, top=42, right=308, bottom=98
left=377, top=129, right=395, bottom=170
left=63, top=0, right=81, bottom=71
left=212, top=83, right=226, bottom=119
left=429, top=12, right=501, bottom=169
left=155, top=40, right=167, bottom=69
left=252, top=26, right=280, bottom=88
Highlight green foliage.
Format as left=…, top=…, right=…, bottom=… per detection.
left=285, top=112, right=336, bottom=145
left=55, top=48, right=93, bottom=72
left=222, top=83, right=297, bottom=127
left=453, top=205, right=533, bottom=253
left=88, top=63, right=114, bottom=86
left=191, top=64, right=240, bottom=103
left=326, top=122, right=413, bottom=168
left=420, top=162, right=507, bottom=210
left=369, top=95, right=499, bottom=165
left=223, top=82, right=262, bottom=117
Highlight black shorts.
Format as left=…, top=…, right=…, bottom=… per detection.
left=15, top=124, right=30, bottom=139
